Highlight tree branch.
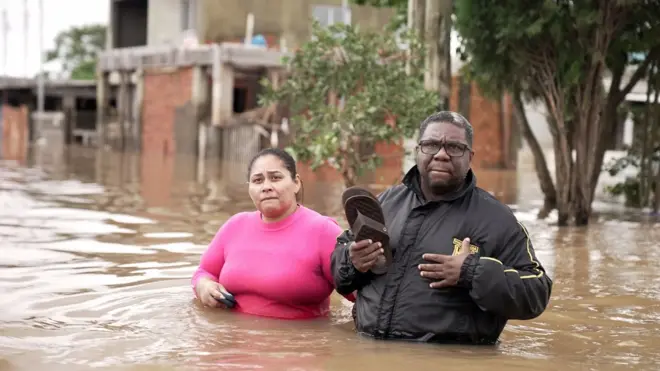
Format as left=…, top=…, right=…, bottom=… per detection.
left=615, top=46, right=660, bottom=103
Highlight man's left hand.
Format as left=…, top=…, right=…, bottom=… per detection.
left=418, top=237, right=471, bottom=289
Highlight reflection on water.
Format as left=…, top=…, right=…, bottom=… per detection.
left=1, top=145, right=659, bottom=371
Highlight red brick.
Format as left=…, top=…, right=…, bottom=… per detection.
left=141, top=67, right=193, bottom=156
left=1, top=104, right=29, bottom=163
left=450, top=76, right=515, bottom=170
left=296, top=138, right=404, bottom=187
left=140, top=67, right=193, bottom=207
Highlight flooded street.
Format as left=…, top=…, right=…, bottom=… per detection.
left=1, top=145, right=660, bottom=371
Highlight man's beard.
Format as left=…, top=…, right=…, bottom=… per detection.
left=426, top=173, right=465, bottom=196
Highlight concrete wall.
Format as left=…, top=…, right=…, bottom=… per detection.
left=111, top=0, right=148, bottom=48
left=199, top=0, right=396, bottom=46
left=147, top=0, right=201, bottom=46
left=522, top=100, right=554, bottom=151
left=109, top=0, right=197, bottom=48
left=109, top=0, right=394, bottom=48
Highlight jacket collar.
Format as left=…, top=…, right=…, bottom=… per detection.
left=402, top=165, right=476, bottom=203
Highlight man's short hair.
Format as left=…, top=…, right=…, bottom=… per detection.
left=418, top=111, right=473, bottom=147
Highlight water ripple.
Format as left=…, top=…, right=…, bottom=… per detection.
left=1, top=146, right=659, bottom=371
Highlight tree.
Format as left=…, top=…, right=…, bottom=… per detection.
left=455, top=0, right=660, bottom=226
left=353, top=0, right=453, bottom=109
left=46, top=24, right=106, bottom=80
left=604, top=63, right=660, bottom=212
left=260, top=21, right=438, bottom=187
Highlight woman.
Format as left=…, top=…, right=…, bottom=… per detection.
left=191, top=148, right=353, bottom=319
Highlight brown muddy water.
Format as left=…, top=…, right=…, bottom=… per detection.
left=1, top=145, right=659, bottom=371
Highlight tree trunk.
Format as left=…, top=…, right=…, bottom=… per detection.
left=412, top=0, right=425, bottom=38
left=342, top=168, right=357, bottom=188
left=588, top=47, right=660, bottom=212
left=654, top=164, right=660, bottom=214
left=542, top=97, right=573, bottom=226
left=437, top=0, right=453, bottom=109
left=423, top=0, right=440, bottom=93
left=512, top=90, right=557, bottom=219
left=554, top=141, right=573, bottom=226
left=651, top=77, right=660, bottom=213
left=340, top=154, right=358, bottom=187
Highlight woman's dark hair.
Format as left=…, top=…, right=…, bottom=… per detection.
left=247, top=148, right=304, bottom=203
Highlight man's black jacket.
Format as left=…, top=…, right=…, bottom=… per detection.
left=331, top=166, right=553, bottom=345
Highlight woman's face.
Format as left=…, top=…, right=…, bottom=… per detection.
left=248, top=155, right=300, bottom=220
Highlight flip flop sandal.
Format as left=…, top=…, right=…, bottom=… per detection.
left=341, top=186, right=392, bottom=275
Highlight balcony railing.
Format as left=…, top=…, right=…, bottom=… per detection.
left=97, top=43, right=291, bottom=72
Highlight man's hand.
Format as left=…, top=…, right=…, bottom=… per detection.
left=349, top=239, right=384, bottom=273
left=418, top=237, right=471, bottom=289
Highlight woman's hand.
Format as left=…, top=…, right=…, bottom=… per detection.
left=196, top=278, right=235, bottom=309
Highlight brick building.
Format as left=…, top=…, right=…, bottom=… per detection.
left=101, top=0, right=516, bottom=194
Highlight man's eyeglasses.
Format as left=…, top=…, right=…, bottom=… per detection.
left=417, top=140, right=470, bottom=157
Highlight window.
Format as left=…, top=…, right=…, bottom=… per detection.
left=181, top=0, right=196, bottom=31
left=311, top=5, right=351, bottom=27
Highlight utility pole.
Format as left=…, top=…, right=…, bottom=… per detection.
left=341, top=0, right=351, bottom=24
left=37, top=0, right=44, bottom=114
left=406, top=0, right=425, bottom=75
left=23, top=0, right=28, bottom=77
left=1, top=6, right=8, bottom=76
left=423, top=0, right=452, bottom=110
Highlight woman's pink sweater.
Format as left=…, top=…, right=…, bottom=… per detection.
left=191, top=206, right=353, bottom=319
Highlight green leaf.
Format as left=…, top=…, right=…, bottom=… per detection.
left=260, top=18, right=436, bottom=185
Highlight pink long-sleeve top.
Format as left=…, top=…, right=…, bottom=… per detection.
left=191, top=205, right=353, bottom=319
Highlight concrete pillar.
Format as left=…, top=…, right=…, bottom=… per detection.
left=117, top=71, right=130, bottom=150
left=62, top=95, right=75, bottom=145
left=96, top=71, right=110, bottom=148
left=192, top=64, right=210, bottom=181
left=211, top=44, right=234, bottom=127
left=132, top=69, right=144, bottom=151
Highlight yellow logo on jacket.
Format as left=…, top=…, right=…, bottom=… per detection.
left=452, top=238, right=480, bottom=256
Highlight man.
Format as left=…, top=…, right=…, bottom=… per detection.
left=331, top=111, right=552, bottom=345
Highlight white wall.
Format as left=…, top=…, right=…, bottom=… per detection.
left=522, top=100, right=554, bottom=151
left=147, top=0, right=199, bottom=46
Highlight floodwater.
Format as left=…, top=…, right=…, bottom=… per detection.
left=1, top=145, right=659, bottom=371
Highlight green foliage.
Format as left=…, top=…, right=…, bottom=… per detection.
left=46, top=24, right=106, bottom=80
left=454, top=0, right=660, bottom=223
left=260, top=20, right=438, bottom=186
left=604, top=102, right=660, bottom=209
left=603, top=145, right=660, bottom=208
left=455, top=1, right=660, bottom=100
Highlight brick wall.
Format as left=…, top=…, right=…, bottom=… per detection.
left=297, top=139, right=404, bottom=186
left=1, top=104, right=29, bottom=163
left=449, top=76, right=516, bottom=170
left=142, top=67, right=193, bottom=156
left=296, top=75, right=517, bottom=187
left=137, top=68, right=514, bottom=192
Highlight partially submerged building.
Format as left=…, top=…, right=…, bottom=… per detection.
left=99, top=0, right=395, bottom=166
left=0, top=77, right=98, bottom=161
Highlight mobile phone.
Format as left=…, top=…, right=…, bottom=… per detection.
left=212, top=291, right=237, bottom=308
